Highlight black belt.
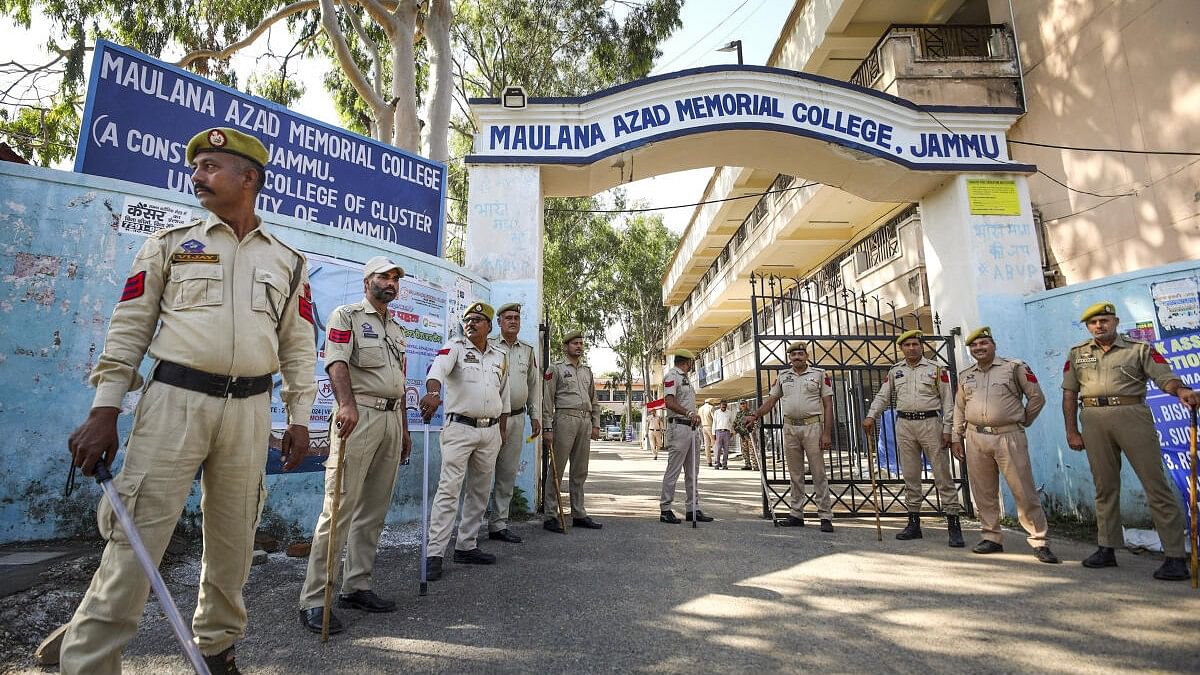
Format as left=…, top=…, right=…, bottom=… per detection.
left=153, top=361, right=272, bottom=399
left=509, top=408, right=526, bottom=416
left=448, top=413, right=500, bottom=428
left=669, top=417, right=696, bottom=427
left=897, top=410, right=940, bottom=420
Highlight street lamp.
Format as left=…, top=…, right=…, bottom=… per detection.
left=717, top=40, right=743, bottom=65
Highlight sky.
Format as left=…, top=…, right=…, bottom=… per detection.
left=0, top=0, right=794, bottom=374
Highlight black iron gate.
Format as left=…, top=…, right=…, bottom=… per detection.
left=748, top=274, right=972, bottom=520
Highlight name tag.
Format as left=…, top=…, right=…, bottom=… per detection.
left=171, top=252, right=220, bottom=264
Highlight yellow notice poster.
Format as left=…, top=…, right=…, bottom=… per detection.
left=967, top=179, right=1021, bottom=215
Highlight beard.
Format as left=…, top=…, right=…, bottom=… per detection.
left=369, top=284, right=395, bottom=304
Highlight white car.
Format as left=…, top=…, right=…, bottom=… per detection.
left=601, top=425, right=623, bottom=441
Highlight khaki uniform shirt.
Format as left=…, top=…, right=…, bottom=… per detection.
left=768, top=366, right=833, bottom=418
left=543, top=359, right=600, bottom=428
left=324, top=300, right=406, bottom=399
left=427, top=335, right=509, bottom=418
left=90, top=212, right=316, bottom=425
left=1061, top=335, right=1178, bottom=396
left=663, top=366, right=697, bottom=415
left=647, top=412, right=664, bottom=431
left=698, top=402, right=714, bottom=427
left=490, top=336, right=542, bottom=422
left=952, top=357, right=1046, bottom=442
left=867, top=357, right=953, bottom=434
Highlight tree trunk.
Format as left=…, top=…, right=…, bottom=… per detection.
left=391, top=1, right=421, bottom=152
left=423, top=0, right=454, bottom=161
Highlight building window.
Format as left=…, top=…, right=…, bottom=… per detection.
left=613, top=391, right=627, bottom=402
left=597, top=390, right=612, bottom=402
left=631, top=391, right=645, bottom=402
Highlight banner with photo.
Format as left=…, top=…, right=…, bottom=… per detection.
left=266, top=253, right=449, bottom=474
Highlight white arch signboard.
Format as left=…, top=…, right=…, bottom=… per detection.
left=462, top=65, right=1042, bottom=394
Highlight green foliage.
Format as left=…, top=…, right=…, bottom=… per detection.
left=246, top=68, right=305, bottom=107
left=508, top=485, right=531, bottom=519
left=542, top=195, right=620, bottom=358
left=0, top=98, right=77, bottom=165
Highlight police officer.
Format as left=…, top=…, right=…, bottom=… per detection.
left=61, top=127, right=316, bottom=674
left=749, top=343, right=835, bottom=532
left=485, top=303, right=542, bottom=543
left=298, top=257, right=411, bottom=634
left=542, top=330, right=603, bottom=531
left=659, top=349, right=713, bottom=523
left=698, top=398, right=716, bottom=467
left=734, top=400, right=760, bottom=471
left=864, top=329, right=964, bottom=547
left=647, top=408, right=665, bottom=460
left=420, top=302, right=509, bottom=580
left=951, top=327, right=1058, bottom=563
left=1063, top=302, right=1197, bottom=580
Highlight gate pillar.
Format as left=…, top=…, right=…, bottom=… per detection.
left=919, top=174, right=1044, bottom=338
left=465, top=164, right=544, bottom=499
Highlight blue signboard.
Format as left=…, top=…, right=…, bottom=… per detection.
left=76, top=40, right=445, bottom=256
left=1148, top=331, right=1200, bottom=541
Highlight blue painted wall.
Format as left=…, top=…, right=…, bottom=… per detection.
left=993, top=260, right=1200, bottom=525
left=0, top=162, right=507, bottom=544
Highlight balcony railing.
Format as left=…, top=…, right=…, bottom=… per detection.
left=850, top=24, right=1013, bottom=89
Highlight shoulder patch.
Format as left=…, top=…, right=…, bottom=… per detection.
left=120, top=271, right=146, bottom=302
left=329, top=328, right=351, bottom=344
left=824, top=375, right=831, bottom=386
left=437, top=348, right=451, bottom=355
left=298, top=296, right=314, bottom=324
left=940, top=369, right=950, bottom=383
left=664, top=379, right=675, bottom=387
left=1150, top=349, right=1168, bottom=365
left=1062, top=359, right=1071, bottom=373
left=544, top=371, right=554, bottom=381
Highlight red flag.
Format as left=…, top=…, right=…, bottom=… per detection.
left=646, top=397, right=666, bottom=411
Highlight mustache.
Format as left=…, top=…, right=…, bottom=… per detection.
left=193, top=183, right=212, bottom=194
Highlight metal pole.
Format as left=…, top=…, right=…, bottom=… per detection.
left=547, top=440, right=568, bottom=532
left=420, top=422, right=430, bottom=597
left=321, top=438, right=347, bottom=642
left=93, top=463, right=211, bottom=675
left=866, top=428, right=883, bottom=542
left=691, top=428, right=699, bottom=529
left=1189, top=407, right=1197, bottom=589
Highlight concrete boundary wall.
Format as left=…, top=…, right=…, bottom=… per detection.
left=0, top=162, right=495, bottom=544
left=997, top=259, right=1200, bottom=524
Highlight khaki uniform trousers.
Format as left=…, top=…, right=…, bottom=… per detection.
left=784, top=424, right=833, bottom=520
left=964, top=428, right=1049, bottom=548
left=659, top=423, right=699, bottom=510
left=544, top=412, right=592, bottom=517
left=299, top=405, right=403, bottom=609
left=488, top=411, right=526, bottom=533
left=1081, top=406, right=1186, bottom=556
left=702, top=425, right=714, bottom=465
left=60, top=382, right=270, bottom=674
left=897, top=417, right=961, bottom=514
left=427, top=422, right=501, bottom=556
left=649, top=430, right=664, bottom=459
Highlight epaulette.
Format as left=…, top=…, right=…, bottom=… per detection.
left=151, top=218, right=205, bottom=240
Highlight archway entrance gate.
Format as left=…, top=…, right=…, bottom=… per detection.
left=463, top=65, right=1046, bottom=516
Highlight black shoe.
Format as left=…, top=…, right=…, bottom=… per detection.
left=543, top=517, right=566, bottom=533
left=947, top=515, right=965, bottom=548
left=778, top=515, right=804, bottom=527
left=896, top=514, right=923, bottom=540
left=572, top=516, right=603, bottom=529
left=453, top=548, right=497, bottom=565
left=426, top=556, right=443, bottom=581
left=301, top=607, right=344, bottom=634
left=686, top=510, right=714, bottom=522
left=972, top=540, right=1004, bottom=554
left=1034, top=546, right=1060, bottom=564
left=1153, top=557, right=1189, bottom=580
left=660, top=510, right=681, bottom=524
left=203, top=646, right=243, bottom=674
left=337, top=589, right=396, bottom=613
left=488, top=529, right=523, bottom=543
left=819, top=518, right=834, bottom=533
left=1081, top=546, right=1117, bottom=568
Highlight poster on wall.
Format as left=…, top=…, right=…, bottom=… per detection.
left=76, top=40, right=446, bottom=256
left=265, top=253, right=449, bottom=473
left=1151, top=277, right=1200, bottom=339
left=1147, top=328, right=1200, bottom=540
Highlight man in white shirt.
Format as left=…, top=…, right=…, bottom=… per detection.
left=711, top=401, right=735, bottom=469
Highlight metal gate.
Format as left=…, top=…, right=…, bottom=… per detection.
left=748, top=274, right=971, bottom=520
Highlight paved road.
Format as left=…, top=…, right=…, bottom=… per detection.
left=8, top=441, right=1200, bottom=673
